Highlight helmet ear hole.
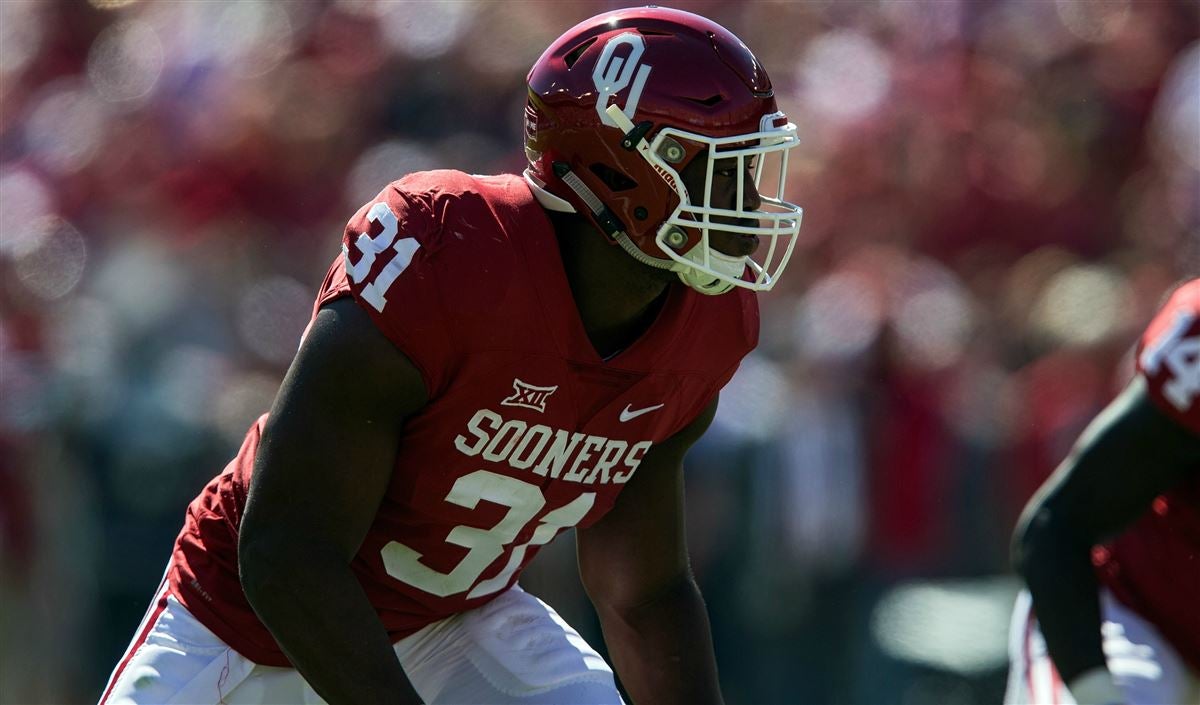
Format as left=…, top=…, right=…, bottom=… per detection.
left=588, top=163, right=638, bottom=192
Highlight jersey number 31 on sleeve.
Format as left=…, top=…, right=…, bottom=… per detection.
left=343, top=202, right=420, bottom=313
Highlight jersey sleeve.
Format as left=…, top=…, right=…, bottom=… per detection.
left=314, top=179, right=457, bottom=397
left=1136, top=279, right=1200, bottom=435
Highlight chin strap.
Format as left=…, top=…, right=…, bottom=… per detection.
left=534, top=163, right=679, bottom=274
left=552, top=162, right=626, bottom=240
left=525, top=111, right=744, bottom=296
left=605, top=104, right=744, bottom=296
left=676, top=245, right=742, bottom=295
left=550, top=158, right=743, bottom=295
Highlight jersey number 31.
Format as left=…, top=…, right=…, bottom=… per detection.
left=343, top=202, right=419, bottom=313
left=381, top=470, right=596, bottom=599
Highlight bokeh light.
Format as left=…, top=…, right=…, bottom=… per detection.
left=153, top=345, right=229, bottom=424
left=712, top=354, right=790, bottom=441
left=23, top=82, right=111, bottom=174
left=1031, top=264, right=1131, bottom=347
left=347, top=140, right=439, bottom=208
left=463, top=3, right=560, bottom=78
left=48, top=294, right=121, bottom=386
left=91, top=238, right=185, bottom=330
left=799, top=30, right=893, bottom=124
left=12, top=217, right=88, bottom=301
left=212, top=371, right=281, bottom=445
left=890, top=260, right=974, bottom=372
left=0, top=0, right=46, bottom=76
left=236, top=276, right=313, bottom=364
left=872, top=578, right=1018, bottom=675
left=0, top=167, right=53, bottom=256
left=86, top=20, right=164, bottom=104
left=880, top=0, right=963, bottom=48
left=793, top=270, right=884, bottom=363
left=1055, top=0, right=1132, bottom=43
left=378, top=2, right=475, bottom=60
left=213, top=1, right=294, bottom=77
left=977, top=2, right=1076, bottom=67
left=1150, top=42, right=1200, bottom=172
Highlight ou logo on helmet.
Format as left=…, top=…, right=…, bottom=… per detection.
left=592, top=33, right=652, bottom=128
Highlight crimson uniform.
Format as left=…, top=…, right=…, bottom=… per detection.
left=165, top=169, right=756, bottom=667
left=1093, top=279, right=1200, bottom=672
left=101, top=7, right=803, bottom=703
left=1006, top=279, right=1200, bottom=705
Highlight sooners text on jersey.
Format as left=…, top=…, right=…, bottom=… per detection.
left=1094, top=278, right=1200, bottom=671
left=166, top=170, right=758, bottom=666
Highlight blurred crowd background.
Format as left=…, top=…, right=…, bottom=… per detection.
left=1, top=1, right=1197, bottom=703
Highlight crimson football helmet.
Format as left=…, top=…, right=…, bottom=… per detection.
left=524, top=6, right=803, bottom=295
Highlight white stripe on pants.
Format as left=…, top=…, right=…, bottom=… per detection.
left=100, top=584, right=622, bottom=705
left=1004, top=589, right=1200, bottom=705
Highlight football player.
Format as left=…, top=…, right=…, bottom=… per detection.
left=1006, top=279, right=1200, bottom=705
left=99, top=7, right=803, bottom=705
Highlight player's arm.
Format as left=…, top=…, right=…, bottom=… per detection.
left=576, top=396, right=724, bottom=705
left=1012, top=376, right=1200, bottom=699
left=238, top=297, right=427, bottom=705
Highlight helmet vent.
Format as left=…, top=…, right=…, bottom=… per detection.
left=589, top=163, right=638, bottom=192
left=563, top=37, right=598, bottom=68
left=637, top=29, right=673, bottom=37
left=685, top=94, right=724, bottom=107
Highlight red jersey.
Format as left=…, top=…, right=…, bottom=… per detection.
left=1094, top=278, right=1200, bottom=671
left=167, top=170, right=758, bottom=666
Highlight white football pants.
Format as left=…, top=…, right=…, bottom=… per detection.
left=1004, top=588, right=1200, bottom=705
left=99, top=578, right=622, bottom=705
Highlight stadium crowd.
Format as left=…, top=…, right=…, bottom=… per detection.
left=0, top=1, right=1196, bottom=703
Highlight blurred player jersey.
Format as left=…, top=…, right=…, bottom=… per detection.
left=1093, top=278, right=1200, bottom=671
left=166, top=170, right=758, bottom=666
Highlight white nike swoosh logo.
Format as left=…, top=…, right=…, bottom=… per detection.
left=619, top=403, right=665, bottom=422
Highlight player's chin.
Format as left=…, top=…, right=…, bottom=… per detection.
left=709, top=228, right=760, bottom=258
